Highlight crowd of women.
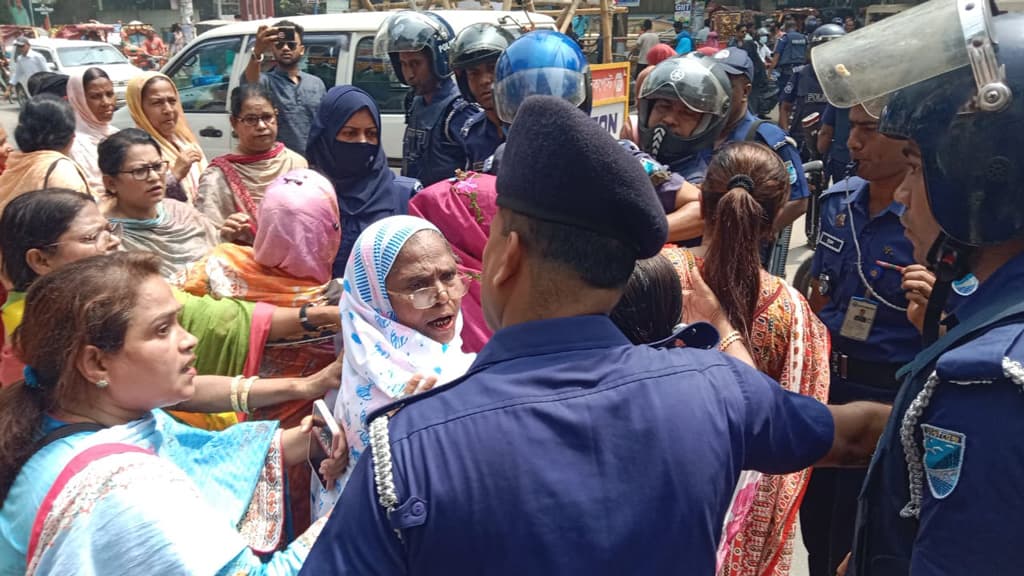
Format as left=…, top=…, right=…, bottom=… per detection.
left=0, top=66, right=831, bottom=575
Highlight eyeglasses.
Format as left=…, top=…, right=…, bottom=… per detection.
left=46, top=221, right=122, bottom=248
left=236, top=113, right=277, bottom=126
left=118, top=161, right=169, bottom=181
left=388, top=274, right=468, bottom=310
left=275, top=41, right=298, bottom=50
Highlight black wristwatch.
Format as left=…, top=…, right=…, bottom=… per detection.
left=299, top=303, right=319, bottom=332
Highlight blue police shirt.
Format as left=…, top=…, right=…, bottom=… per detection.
left=301, top=315, right=834, bottom=575
left=460, top=109, right=504, bottom=172
left=724, top=111, right=809, bottom=202
left=851, top=251, right=1024, bottom=576
left=810, top=177, right=919, bottom=364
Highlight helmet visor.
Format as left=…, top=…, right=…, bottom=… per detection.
left=639, top=57, right=730, bottom=116
left=812, top=0, right=977, bottom=109
left=493, top=67, right=587, bottom=123
left=374, top=12, right=446, bottom=56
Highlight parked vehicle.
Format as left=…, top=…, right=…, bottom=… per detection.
left=112, top=10, right=555, bottom=163
left=11, top=38, right=143, bottom=105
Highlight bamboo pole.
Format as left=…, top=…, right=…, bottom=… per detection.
left=556, top=0, right=581, bottom=31
left=600, top=0, right=612, bottom=63
left=502, top=0, right=512, bottom=10
left=361, top=0, right=377, bottom=10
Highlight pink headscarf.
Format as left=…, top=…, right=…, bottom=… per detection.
left=409, top=172, right=497, bottom=353
left=254, top=169, right=341, bottom=284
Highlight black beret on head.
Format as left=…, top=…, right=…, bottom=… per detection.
left=495, top=95, right=668, bottom=258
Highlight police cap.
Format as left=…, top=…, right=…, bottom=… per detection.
left=496, top=95, right=667, bottom=258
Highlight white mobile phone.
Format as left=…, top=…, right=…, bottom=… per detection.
left=308, top=399, right=341, bottom=492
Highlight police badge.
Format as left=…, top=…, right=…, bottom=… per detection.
left=921, top=424, right=966, bottom=499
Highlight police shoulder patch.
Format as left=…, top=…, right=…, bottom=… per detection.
left=921, top=423, right=966, bottom=500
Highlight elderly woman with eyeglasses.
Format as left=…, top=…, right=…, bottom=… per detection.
left=312, top=215, right=475, bottom=519
left=100, top=128, right=219, bottom=280
left=196, top=85, right=307, bottom=246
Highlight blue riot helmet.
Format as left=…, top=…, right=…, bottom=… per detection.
left=492, top=30, right=592, bottom=123
left=637, top=55, right=732, bottom=166
left=374, top=11, right=455, bottom=83
left=817, top=0, right=1019, bottom=341
left=450, top=23, right=517, bottom=104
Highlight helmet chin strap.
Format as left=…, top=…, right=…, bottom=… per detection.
left=923, top=232, right=974, bottom=346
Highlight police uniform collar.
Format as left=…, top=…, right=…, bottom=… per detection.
left=947, top=251, right=1024, bottom=329
left=725, top=110, right=759, bottom=142
left=473, top=315, right=632, bottom=371
left=835, top=180, right=905, bottom=219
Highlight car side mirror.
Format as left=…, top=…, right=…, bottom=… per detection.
left=47, top=62, right=57, bottom=71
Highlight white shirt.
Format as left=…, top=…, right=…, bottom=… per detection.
left=11, top=49, right=48, bottom=86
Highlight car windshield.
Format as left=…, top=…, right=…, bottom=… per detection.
left=57, top=45, right=129, bottom=67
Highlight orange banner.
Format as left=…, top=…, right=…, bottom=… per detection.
left=590, top=62, right=630, bottom=106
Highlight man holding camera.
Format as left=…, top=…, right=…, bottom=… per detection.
left=245, top=20, right=326, bottom=155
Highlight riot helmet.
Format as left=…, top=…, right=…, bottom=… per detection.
left=756, top=27, right=770, bottom=45
left=450, top=23, right=517, bottom=104
left=638, top=56, right=732, bottom=166
left=493, top=30, right=592, bottom=123
left=810, top=23, right=845, bottom=45
left=374, top=11, right=455, bottom=84
left=818, top=0, right=1022, bottom=341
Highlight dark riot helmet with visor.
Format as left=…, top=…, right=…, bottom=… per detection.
left=638, top=55, right=732, bottom=167
left=450, top=23, right=517, bottom=103
left=814, top=0, right=1021, bottom=342
left=374, top=11, right=456, bottom=83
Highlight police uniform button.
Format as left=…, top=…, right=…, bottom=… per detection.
left=870, top=269, right=879, bottom=278
left=412, top=501, right=426, bottom=517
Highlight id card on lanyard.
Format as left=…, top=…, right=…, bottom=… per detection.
left=840, top=297, right=878, bottom=341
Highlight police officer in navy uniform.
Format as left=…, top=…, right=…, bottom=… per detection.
left=449, top=23, right=515, bottom=173
left=636, top=56, right=731, bottom=244
left=711, top=47, right=809, bottom=235
left=779, top=24, right=844, bottom=160
left=800, top=101, right=919, bottom=576
left=810, top=3, right=1024, bottom=573
left=770, top=18, right=806, bottom=102
left=376, top=11, right=476, bottom=187
left=299, top=95, right=891, bottom=575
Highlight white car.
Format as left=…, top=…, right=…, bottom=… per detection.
left=18, top=38, right=143, bottom=104
left=112, top=10, right=556, bottom=163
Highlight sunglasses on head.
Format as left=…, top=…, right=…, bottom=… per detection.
left=276, top=41, right=298, bottom=50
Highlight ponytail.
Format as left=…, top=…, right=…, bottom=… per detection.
left=0, top=381, right=50, bottom=502
left=701, top=142, right=790, bottom=353
left=702, top=183, right=767, bottom=344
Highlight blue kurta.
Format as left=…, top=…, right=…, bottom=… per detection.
left=302, top=315, right=834, bottom=575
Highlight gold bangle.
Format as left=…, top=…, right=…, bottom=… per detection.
left=230, top=375, right=243, bottom=413
left=240, top=376, right=257, bottom=415
left=718, top=331, right=743, bottom=352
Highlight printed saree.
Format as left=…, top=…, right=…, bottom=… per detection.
left=111, top=200, right=219, bottom=280
left=3, top=410, right=325, bottom=576
left=178, top=243, right=336, bottom=529
left=198, top=143, right=308, bottom=232
left=664, top=247, right=831, bottom=576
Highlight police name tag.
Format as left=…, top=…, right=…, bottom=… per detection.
left=818, top=231, right=845, bottom=253
left=840, top=297, right=877, bottom=341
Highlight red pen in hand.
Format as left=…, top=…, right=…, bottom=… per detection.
left=875, top=260, right=906, bottom=273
